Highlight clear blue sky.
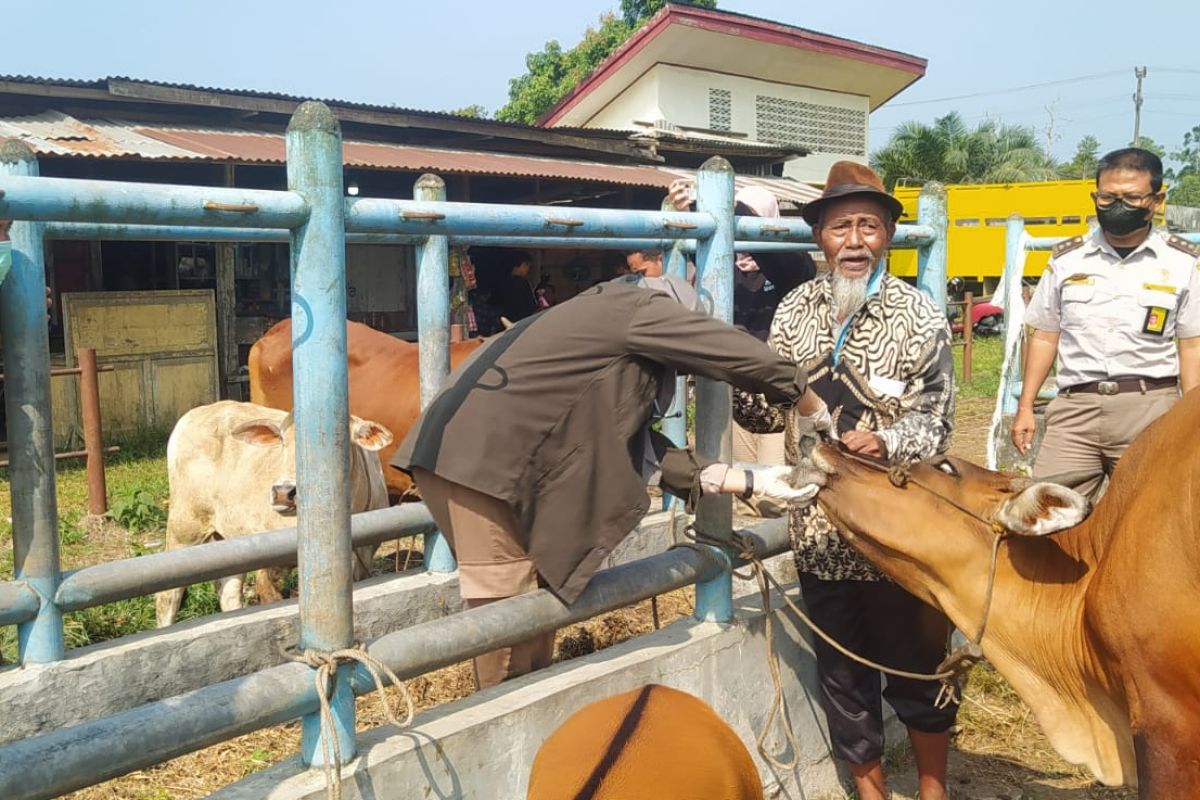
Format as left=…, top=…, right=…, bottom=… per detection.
left=3, top=0, right=1197, bottom=165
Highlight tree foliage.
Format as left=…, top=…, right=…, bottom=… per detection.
left=1058, top=135, right=1100, bottom=180
left=1133, top=136, right=1167, bottom=159
left=1167, top=123, right=1200, bottom=205
left=1169, top=174, right=1200, bottom=207
left=447, top=104, right=488, bottom=119
left=497, top=0, right=717, bottom=125
left=1171, top=124, right=1200, bottom=178
left=619, top=0, right=716, bottom=26
left=870, top=112, right=1057, bottom=191
left=870, top=112, right=1200, bottom=208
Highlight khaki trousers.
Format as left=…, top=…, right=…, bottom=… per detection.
left=1033, top=385, right=1178, bottom=501
left=412, top=468, right=555, bottom=690
left=732, top=420, right=786, bottom=517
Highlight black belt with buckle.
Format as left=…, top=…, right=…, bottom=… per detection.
left=1066, top=376, right=1179, bottom=396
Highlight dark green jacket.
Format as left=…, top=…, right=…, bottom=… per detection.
left=393, top=281, right=807, bottom=603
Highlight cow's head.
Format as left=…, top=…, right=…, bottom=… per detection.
left=799, top=441, right=1092, bottom=616
left=810, top=442, right=1091, bottom=539
left=232, top=414, right=394, bottom=514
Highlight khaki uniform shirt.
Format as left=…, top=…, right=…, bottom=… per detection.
left=1025, top=228, right=1200, bottom=389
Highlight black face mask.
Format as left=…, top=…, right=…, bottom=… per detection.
left=1095, top=200, right=1151, bottom=236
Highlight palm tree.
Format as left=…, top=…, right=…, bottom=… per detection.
left=871, top=112, right=1057, bottom=190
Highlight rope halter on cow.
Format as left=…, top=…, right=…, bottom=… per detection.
left=671, top=521, right=973, bottom=773
left=286, top=644, right=416, bottom=800
left=671, top=448, right=1023, bottom=767
left=843, top=450, right=1014, bottom=698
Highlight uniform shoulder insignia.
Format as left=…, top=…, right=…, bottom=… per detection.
left=1166, top=234, right=1200, bottom=258
left=1052, top=235, right=1085, bottom=257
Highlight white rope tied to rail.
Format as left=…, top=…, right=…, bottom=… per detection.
left=670, top=526, right=969, bottom=770
left=289, top=644, right=415, bottom=800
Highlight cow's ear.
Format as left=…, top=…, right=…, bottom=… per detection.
left=232, top=419, right=284, bottom=447
left=997, top=482, right=1091, bottom=536
left=351, top=417, right=393, bottom=451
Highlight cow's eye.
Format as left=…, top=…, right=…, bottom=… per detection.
left=935, top=459, right=960, bottom=478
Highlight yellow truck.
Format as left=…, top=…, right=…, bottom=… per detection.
left=888, top=179, right=1166, bottom=288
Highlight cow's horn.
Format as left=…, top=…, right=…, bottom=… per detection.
left=500, top=317, right=514, bottom=330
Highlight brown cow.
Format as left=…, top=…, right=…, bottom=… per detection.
left=526, top=684, right=762, bottom=800
left=248, top=319, right=483, bottom=502
left=802, top=389, right=1200, bottom=798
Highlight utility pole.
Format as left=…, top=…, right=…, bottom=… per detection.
left=1132, top=66, right=1147, bottom=146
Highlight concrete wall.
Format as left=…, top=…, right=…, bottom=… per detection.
left=1, top=512, right=797, bottom=743
left=0, top=569, right=462, bottom=745
left=575, top=62, right=873, bottom=185
left=585, top=69, right=663, bottom=131
left=214, top=588, right=867, bottom=800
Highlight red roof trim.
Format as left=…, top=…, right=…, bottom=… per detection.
left=539, top=6, right=927, bottom=126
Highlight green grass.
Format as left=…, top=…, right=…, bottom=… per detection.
left=954, top=334, right=1004, bottom=401
left=0, top=427, right=222, bottom=663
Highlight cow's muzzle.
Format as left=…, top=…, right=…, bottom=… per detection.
left=272, top=482, right=297, bottom=514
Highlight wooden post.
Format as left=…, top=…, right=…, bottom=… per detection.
left=87, top=240, right=103, bottom=291
left=77, top=347, right=107, bottom=515
left=962, top=291, right=974, bottom=384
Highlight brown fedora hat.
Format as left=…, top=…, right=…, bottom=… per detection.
left=801, top=161, right=904, bottom=226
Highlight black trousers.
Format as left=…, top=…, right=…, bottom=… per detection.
left=798, top=573, right=958, bottom=764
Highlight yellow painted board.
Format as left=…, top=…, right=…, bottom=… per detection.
left=150, top=358, right=218, bottom=428
left=887, top=179, right=1153, bottom=281
left=62, top=290, right=218, bottom=437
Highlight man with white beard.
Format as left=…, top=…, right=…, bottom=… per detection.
left=737, top=162, right=956, bottom=800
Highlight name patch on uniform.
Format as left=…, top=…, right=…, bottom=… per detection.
left=1064, top=274, right=1094, bottom=285
left=1142, top=282, right=1178, bottom=294
left=1143, top=306, right=1170, bottom=336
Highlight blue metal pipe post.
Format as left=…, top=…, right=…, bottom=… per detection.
left=661, top=195, right=689, bottom=513
left=1002, top=215, right=1027, bottom=414
left=0, top=174, right=309, bottom=229
left=691, top=157, right=735, bottom=622
left=285, top=102, right=356, bottom=766
left=915, top=181, right=948, bottom=310
left=414, top=174, right=456, bottom=574
left=0, top=140, right=63, bottom=663
left=344, top=196, right=714, bottom=241
left=43, top=221, right=826, bottom=253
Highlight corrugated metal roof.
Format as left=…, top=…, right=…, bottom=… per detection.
left=0, top=112, right=677, bottom=187
left=0, top=112, right=816, bottom=204
left=0, top=74, right=533, bottom=129
left=0, top=111, right=200, bottom=158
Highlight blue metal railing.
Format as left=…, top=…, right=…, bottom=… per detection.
left=0, top=102, right=950, bottom=797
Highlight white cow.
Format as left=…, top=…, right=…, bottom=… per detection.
left=155, top=401, right=393, bottom=627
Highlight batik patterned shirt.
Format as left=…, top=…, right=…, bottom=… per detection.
left=739, top=269, right=955, bottom=580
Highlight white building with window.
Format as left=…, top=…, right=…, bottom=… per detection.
left=539, top=5, right=927, bottom=185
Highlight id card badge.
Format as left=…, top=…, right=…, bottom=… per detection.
left=0, top=241, right=11, bottom=286
left=1143, top=306, right=1170, bottom=336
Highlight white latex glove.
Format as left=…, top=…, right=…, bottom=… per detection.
left=799, top=402, right=834, bottom=438
left=745, top=465, right=820, bottom=507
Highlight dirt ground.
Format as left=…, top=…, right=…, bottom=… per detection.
left=64, top=394, right=1135, bottom=800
